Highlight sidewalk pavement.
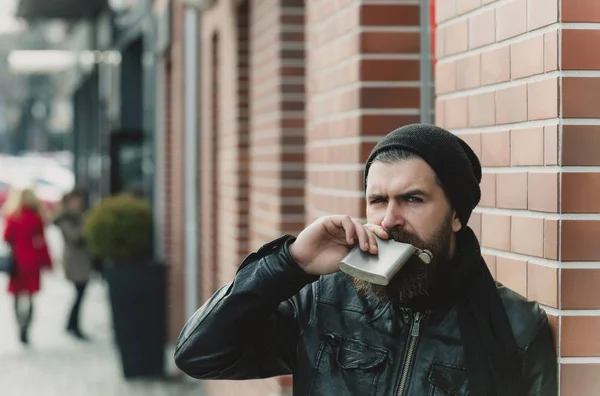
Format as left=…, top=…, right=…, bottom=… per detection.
left=0, top=225, right=206, bottom=396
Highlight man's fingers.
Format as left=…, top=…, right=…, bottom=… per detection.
left=351, top=219, right=372, bottom=251
left=329, top=216, right=384, bottom=251
left=364, top=223, right=389, bottom=239
left=335, top=215, right=356, bottom=245
left=365, top=228, right=378, bottom=254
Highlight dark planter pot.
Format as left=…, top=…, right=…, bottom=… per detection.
left=105, top=261, right=167, bottom=379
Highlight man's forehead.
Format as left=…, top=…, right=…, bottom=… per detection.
left=366, top=158, right=437, bottom=191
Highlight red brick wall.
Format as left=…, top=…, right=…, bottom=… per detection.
left=435, top=0, right=600, bottom=394
left=164, top=0, right=186, bottom=344
left=164, top=0, right=600, bottom=395
left=305, top=0, right=422, bottom=222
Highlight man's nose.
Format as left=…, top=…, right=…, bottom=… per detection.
left=380, top=203, right=405, bottom=231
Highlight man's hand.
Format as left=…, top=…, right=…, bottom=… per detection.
left=288, top=215, right=389, bottom=276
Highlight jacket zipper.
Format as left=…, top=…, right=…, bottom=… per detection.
left=396, top=312, right=424, bottom=396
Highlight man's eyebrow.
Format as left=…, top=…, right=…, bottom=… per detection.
left=367, top=189, right=429, bottom=200
left=398, top=189, right=428, bottom=197
left=367, top=193, right=384, bottom=201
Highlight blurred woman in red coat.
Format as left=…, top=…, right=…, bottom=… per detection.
left=3, top=188, right=52, bottom=344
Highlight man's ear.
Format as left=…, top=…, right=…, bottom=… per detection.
left=452, top=211, right=462, bottom=232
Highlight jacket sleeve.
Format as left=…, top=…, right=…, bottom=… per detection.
left=521, top=318, right=558, bottom=395
left=173, top=235, right=319, bottom=380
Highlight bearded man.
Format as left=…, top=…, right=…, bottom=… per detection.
left=174, top=124, right=557, bottom=395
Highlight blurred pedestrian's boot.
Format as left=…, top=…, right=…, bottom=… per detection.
left=19, top=326, right=29, bottom=344
left=67, top=327, right=89, bottom=340
left=66, top=282, right=89, bottom=340
left=14, top=295, right=32, bottom=345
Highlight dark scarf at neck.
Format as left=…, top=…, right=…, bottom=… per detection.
left=406, top=227, right=523, bottom=396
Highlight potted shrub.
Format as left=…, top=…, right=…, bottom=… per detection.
left=84, top=193, right=166, bottom=379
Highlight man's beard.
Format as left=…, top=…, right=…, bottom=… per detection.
left=352, top=212, right=454, bottom=306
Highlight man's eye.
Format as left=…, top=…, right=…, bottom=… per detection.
left=370, top=198, right=385, bottom=205
left=406, top=196, right=423, bottom=203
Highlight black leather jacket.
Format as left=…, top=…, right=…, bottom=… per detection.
left=174, top=235, right=558, bottom=395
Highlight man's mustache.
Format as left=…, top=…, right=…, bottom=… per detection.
left=387, top=228, right=426, bottom=250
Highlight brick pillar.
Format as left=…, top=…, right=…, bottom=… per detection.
left=248, top=0, right=306, bottom=251
left=436, top=0, right=600, bottom=394
left=199, top=9, right=219, bottom=305
left=197, top=0, right=289, bottom=394
left=558, top=2, right=600, bottom=394
left=162, top=64, right=172, bottom=278
left=199, top=0, right=252, bottom=304
left=305, top=1, right=422, bottom=221
left=199, top=0, right=251, bottom=300
left=249, top=1, right=306, bottom=393
left=236, top=0, right=250, bottom=275
left=165, top=0, right=186, bottom=344
left=208, top=31, right=220, bottom=296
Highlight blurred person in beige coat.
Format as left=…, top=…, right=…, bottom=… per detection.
left=53, top=188, right=92, bottom=340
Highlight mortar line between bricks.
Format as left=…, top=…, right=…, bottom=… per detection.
left=311, top=108, right=420, bottom=124
left=311, top=82, right=423, bottom=103
left=562, top=119, right=600, bottom=125
left=307, top=136, right=385, bottom=147
left=560, top=262, right=600, bottom=269
left=362, top=0, right=420, bottom=5
left=561, top=23, right=600, bottom=30
left=308, top=185, right=365, bottom=198
left=480, top=250, right=600, bottom=269
left=542, top=306, right=600, bottom=317
left=473, top=207, right=600, bottom=220
left=558, top=358, right=600, bottom=364
left=251, top=163, right=304, bottom=171
left=481, top=166, right=600, bottom=173
left=307, top=164, right=365, bottom=171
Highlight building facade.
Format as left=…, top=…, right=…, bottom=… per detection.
left=160, top=1, right=600, bottom=395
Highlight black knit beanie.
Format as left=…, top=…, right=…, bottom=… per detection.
left=364, top=123, right=482, bottom=227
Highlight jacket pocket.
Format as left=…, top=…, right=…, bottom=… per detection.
left=309, top=332, right=388, bottom=396
left=428, top=362, right=469, bottom=396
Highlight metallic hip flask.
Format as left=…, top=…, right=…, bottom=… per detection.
left=339, top=235, right=432, bottom=286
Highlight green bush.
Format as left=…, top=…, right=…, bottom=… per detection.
left=83, top=193, right=153, bottom=264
